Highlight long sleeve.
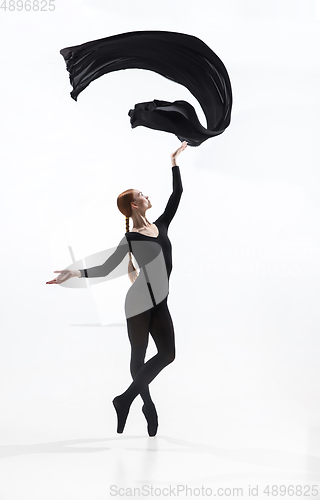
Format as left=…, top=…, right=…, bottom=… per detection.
left=154, top=166, right=183, bottom=228
left=79, top=236, right=129, bottom=278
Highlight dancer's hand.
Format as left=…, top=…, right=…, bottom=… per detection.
left=46, top=269, right=77, bottom=284
left=170, top=141, right=188, bottom=166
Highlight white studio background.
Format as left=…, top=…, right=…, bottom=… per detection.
left=1, top=0, right=320, bottom=498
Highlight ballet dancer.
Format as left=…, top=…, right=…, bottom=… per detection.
left=46, top=141, right=188, bottom=436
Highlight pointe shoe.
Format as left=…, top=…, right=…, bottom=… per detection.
left=142, top=403, right=158, bottom=437
left=112, top=396, right=130, bottom=434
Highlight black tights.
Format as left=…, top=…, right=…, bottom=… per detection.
left=113, top=297, right=175, bottom=433
left=126, top=297, right=175, bottom=402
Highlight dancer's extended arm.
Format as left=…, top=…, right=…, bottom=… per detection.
left=77, top=237, right=128, bottom=278
left=154, top=141, right=186, bottom=228
left=46, top=236, right=129, bottom=285
left=154, top=166, right=183, bottom=228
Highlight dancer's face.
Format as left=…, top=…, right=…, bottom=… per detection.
left=132, top=190, right=152, bottom=212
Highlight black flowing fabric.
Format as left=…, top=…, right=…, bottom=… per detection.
left=60, top=30, right=232, bottom=146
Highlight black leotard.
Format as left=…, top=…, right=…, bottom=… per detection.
left=78, top=165, right=183, bottom=317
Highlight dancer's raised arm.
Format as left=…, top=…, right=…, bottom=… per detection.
left=154, top=141, right=187, bottom=228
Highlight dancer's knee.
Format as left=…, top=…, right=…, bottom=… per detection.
left=164, top=347, right=175, bottom=365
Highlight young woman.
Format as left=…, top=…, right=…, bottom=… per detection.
left=46, top=141, right=188, bottom=436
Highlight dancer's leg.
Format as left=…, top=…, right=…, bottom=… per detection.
left=113, top=299, right=175, bottom=432
left=126, top=310, right=158, bottom=436
left=122, top=299, right=175, bottom=399
left=126, top=310, right=154, bottom=407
